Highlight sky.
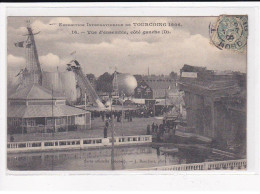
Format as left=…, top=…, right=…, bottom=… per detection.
left=7, top=16, right=247, bottom=78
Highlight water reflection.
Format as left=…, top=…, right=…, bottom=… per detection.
left=7, top=145, right=228, bottom=171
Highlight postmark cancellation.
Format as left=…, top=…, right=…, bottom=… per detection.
left=209, top=15, right=248, bottom=52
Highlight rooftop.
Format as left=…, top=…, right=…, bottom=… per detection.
left=8, top=104, right=87, bottom=118
left=145, top=80, right=176, bottom=90
left=9, top=83, right=64, bottom=100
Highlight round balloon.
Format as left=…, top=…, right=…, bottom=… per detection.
left=115, top=73, right=138, bottom=96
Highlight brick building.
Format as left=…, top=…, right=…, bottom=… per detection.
left=134, top=75, right=177, bottom=99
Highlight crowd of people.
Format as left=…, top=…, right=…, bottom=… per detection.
left=90, top=104, right=170, bottom=120
left=146, top=120, right=176, bottom=141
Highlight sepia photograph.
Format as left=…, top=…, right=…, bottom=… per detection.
left=6, top=15, right=247, bottom=171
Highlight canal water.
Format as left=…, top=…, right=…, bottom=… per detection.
left=7, top=145, right=230, bottom=171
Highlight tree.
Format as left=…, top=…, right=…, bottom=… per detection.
left=169, top=71, right=177, bottom=79
left=96, top=72, right=113, bottom=92
left=86, top=73, right=96, bottom=81
left=86, top=73, right=97, bottom=90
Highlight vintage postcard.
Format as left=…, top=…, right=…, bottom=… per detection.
left=6, top=15, right=247, bottom=171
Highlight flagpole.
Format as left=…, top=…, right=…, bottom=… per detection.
left=70, top=51, right=76, bottom=61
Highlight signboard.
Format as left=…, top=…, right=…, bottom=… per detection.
left=181, top=72, right=198, bottom=78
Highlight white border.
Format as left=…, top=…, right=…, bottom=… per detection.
left=1, top=2, right=260, bottom=190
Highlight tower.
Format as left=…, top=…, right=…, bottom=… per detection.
left=15, top=20, right=43, bottom=87
left=66, top=60, right=105, bottom=108
left=112, top=69, right=119, bottom=97
left=25, top=20, right=42, bottom=85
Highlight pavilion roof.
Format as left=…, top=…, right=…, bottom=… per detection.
left=8, top=104, right=87, bottom=118
left=9, top=83, right=64, bottom=100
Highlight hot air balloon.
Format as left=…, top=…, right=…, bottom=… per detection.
left=114, top=73, right=138, bottom=97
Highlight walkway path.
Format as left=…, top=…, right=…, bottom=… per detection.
left=8, top=117, right=158, bottom=142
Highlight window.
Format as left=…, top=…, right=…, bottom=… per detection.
left=10, top=118, right=21, bottom=126
left=32, top=143, right=41, bottom=147
left=109, top=138, right=116, bottom=143
left=35, top=117, right=45, bottom=125
left=56, top=118, right=61, bottom=125
left=83, top=140, right=91, bottom=144
left=44, top=142, right=54, bottom=147
left=18, top=143, right=26, bottom=148
left=47, top=118, right=54, bottom=126
left=59, top=141, right=66, bottom=146
left=27, top=119, right=35, bottom=127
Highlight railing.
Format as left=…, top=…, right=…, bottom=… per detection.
left=7, top=135, right=152, bottom=153
left=135, top=159, right=247, bottom=170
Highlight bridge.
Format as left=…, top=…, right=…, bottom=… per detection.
left=134, top=159, right=247, bottom=170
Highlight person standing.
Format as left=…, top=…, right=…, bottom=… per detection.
left=105, top=120, right=109, bottom=128
left=152, top=122, right=155, bottom=133
left=155, top=124, right=158, bottom=133
left=10, top=135, right=14, bottom=142
left=159, top=124, right=163, bottom=135
left=146, top=124, right=151, bottom=135
left=129, top=111, right=133, bottom=122
left=104, top=126, right=108, bottom=138
left=101, top=112, right=105, bottom=122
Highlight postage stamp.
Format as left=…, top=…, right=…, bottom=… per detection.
left=209, top=15, right=248, bottom=51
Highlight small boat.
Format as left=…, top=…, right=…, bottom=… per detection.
left=159, top=147, right=179, bottom=154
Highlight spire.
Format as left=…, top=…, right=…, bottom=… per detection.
left=25, top=21, right=42, bottom=85
left=15, top=20, right=43, bottom=88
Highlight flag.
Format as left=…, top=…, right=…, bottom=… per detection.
left=14, top=41, right=25, bottom=48
left=70, top=51, right=76, bottom=55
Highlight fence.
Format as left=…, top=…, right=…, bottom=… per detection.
left=7, top=135, right=152, bottom=153
left=136, top=159, right=247, bottom=170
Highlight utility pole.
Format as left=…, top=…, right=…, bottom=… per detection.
left=110, top=93, right=115, bottom=170
left=121, top=92, right=125, bottom=135
left=52, top=85, right=55, bottom=134
left=84, top=90, right=87, bottom=110
left=85, top=90, right=87, bottom=131
left=165, top=88, right=167, bottom=108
